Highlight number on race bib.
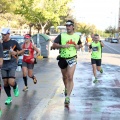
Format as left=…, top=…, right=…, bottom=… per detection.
left=24, top=49, right=30, bottom=56
left=66, top=58, right=77, bottom=67
left=3, top=50, right=11, bottom=60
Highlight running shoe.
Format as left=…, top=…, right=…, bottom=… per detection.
left=33, top=76, right=37, bottom=84
left=64, top=88, right=67, bottom=96
left=100, top=68, right=103, bottom=73
left=5, top=97, right=12, bottom=105
left=0, top=110, right=2, bottom=117
left=64, top=97, right=70, bottom=104
left=93, top=78, right=98, bottom=83
left=13, top=85, right=19, bottom=97
left=23, top=86, right=28, bottom=92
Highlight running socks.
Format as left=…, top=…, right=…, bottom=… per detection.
left=23, top=76, right=27, bottom=86
left=4, top=86, right=11, bottom=97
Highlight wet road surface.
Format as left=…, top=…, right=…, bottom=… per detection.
left=1, top=42, right=120, bottom=120
left=36, top=52, right=120, bottom=120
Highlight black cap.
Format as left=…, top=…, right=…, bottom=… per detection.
left=65, top=20, right=74, bottom=26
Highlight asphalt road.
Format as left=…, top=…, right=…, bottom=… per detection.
left=1, top=40, right=120, bottom=120
left=102, top=40, right=120, bottom=54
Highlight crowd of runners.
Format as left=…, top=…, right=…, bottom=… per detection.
left=0, top=20, right=104, bottom=117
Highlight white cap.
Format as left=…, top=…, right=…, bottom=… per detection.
left=65, top=20, right=74, bottom=26
left=1, top=28, right=10, bottom=34
left=66, top=22, right=73, bottom=25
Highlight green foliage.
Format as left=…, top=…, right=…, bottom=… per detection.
left=14, top=0, right=72, bottom=33
left=0, top=13, right=26, bottom=28
left=0, top=0, right=72, bottom=33
left=102, top=33, right=110, bottom=38
left=0, top=0, right=17, bottom=14
left=76, top=22, right=97, bottom=35
left=105, top=26, right=118, bottom=35
left=75, top=22, right=109, bottom=37
left=0, top=0, right=10, bottom=13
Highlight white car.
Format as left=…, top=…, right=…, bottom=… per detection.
left=110, top=38, right=119, bottom=43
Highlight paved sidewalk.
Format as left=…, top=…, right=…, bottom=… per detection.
left=28, top=52, right=120, bottom=120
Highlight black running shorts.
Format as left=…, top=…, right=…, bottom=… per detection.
left=91, top=59, right=101, bottom=66
left=58, top=58, right=68, bottom=69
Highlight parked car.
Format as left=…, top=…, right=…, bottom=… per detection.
left=10, top=35, right=24, bottom=46
left=105, top=38, right=109, bottom=42
left=110, top=38, right=119, bottom=43
left=108, top=37, right=112, bottom=42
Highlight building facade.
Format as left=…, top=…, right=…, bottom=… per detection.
left=118, top=0, right=120, bottom=30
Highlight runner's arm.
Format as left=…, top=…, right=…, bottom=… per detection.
left=75, top=39, right=82, bottom=49
left=32, top=44, right=40, bottom=58
left=0, top=43, right=3, bottom=68
left=13, top=41, right=24, bottom=56
left=89, top=44, right=92, bottom=52
left=52, top=35, right=70, bottom=49
left=99, top=41, right=104, bottom=47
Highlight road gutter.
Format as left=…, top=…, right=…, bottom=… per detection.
left=26, top=79, right=62, bottom=120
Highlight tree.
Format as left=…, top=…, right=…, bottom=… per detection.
left=0, top=0, right=16, bottom=14
left=105, top=26, right=118, bottom=37
left=0, top=0, right=10, bottom=13
left=15, top=0, right=72, bottom=33
left=0, top=0, right=29, bottom=31
left=0, top=13, right=26, bottom=29
left=76, top=22, right=97, bottom=35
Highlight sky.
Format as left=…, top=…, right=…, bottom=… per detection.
left=71, top=0, right=119, bottom=30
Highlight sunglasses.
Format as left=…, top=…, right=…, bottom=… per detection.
left=24, top=38, right=31, bottom=40
left=66, top=25, right=72, bottom=27
left=2, top=34, right=8, bottom=36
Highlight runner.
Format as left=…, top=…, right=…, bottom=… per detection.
left=89, top=34, right=104, bottom=83
left=52, top=20, right=82, bottom=104
left=1, top=28, right=23, bottom=105
left=22, top=34, right=40, bottom=91
left=80, top=33, right=86, bottom=52
left=0, top=41, right=3, bottom=117
left=86, top=34, right=92, bottom=51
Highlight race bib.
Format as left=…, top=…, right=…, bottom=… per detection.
left=92, top=47, right=98, bottom=52
left=24, top=49, right=30, bottom=56
left=3, top=50, right=11, bottom=60
left=66, top=57, right=77, bottom=67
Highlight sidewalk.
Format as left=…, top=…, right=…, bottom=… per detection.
left=27, top=52, right=120, bottom=120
